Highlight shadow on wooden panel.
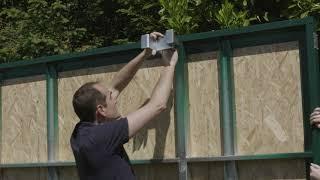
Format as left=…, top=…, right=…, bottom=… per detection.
left=237, top=159, right=306, bottom=180
left=234, top=41, right=299, bottom=57
left=0, top=168, right=48, bottom=180
left=188, top=162, right=224, bottom=180
left=133, top=163, right=178, bottom=180
left=57, top=167, right=79, bottom=180
left=132, top=92, right=174, bottom=159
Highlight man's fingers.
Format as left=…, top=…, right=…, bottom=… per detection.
left=311, top=163, right=320, bottom=169
left=314, top=107, right=320, bottom=112
left=151, top=32, right=164, bottom=37
left=150, top=32, right=164, bottom=40
left=310, top=114, right=320, bottom=121
left=310, top=113, right=320, bottom=120
left=310, top=120, right=320, bottom=126
left=311, top=111, right=320, bottom=117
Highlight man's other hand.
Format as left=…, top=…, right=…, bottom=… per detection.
left=311, top=163, right=320, bottom=180
left=160, top=49, right=178, bottom=67
left=310, top=107, right=320, bottom=128
left=144, top=32, right=164, bottom=57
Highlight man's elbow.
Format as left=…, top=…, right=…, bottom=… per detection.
left=150, top=101, right=167, bottom=114
left=157, top=103, right=167, bottom=112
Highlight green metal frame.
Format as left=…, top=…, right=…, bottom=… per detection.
left=175, top=43, right=190, bottom=180
left=0, top=17, right=318, bottom=180
left=219, top=40, right=238, bottom=179
left=46, top=65, right=59, bottom=180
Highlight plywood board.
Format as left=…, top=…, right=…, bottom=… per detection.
left=1, top=76, right=47, bottom=163
left=133, top=163, right=178, bottom=180
left=57, top=167, right=79, bottom=180
left=58, top=57, right=176, bottom=161
left=1, top=168, right=48, bottom=180
left=237, top=159, right=306, bottom=180
left=187, top=52, right=221, bottom=157
left=233, top=41, right=304, bottom=155
left=188, top=162, right=224, bottom=180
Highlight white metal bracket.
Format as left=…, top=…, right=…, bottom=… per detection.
left=141, top=29, right=176, bottom=55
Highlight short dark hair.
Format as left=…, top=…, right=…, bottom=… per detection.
left=72, top=81, right=106, bottom=122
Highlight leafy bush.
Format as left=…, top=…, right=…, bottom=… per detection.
left=214, top=0, right=252, bottom=28
left=286, top=0, right=320, bottom=30
left=159, top=0, right=198, bottom=34
left=0, top=0, right=319, bottom=63
left=115, top=0, right=164, bottom=43
left=0, top=0, right=100, bottom=62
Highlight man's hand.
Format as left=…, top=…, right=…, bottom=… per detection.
left=160, top=49, right=178, bottom=67
left=144, top=32, right=164, bottom=57
left=311, top=163, right=320, bottom=180
left=310, top=107, right=320, bottom=128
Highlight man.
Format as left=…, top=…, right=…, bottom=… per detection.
left=70, top=32, right=178, bottom=180
left=310, top=107, right=320, bottom=180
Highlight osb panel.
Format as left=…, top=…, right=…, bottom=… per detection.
left=238, top=159, right=306, bottom=180
left=1, top=168, right=48, bottom=180
left=1, top=76, right=47, bottom=163
left=188, top=162, right=224, bottom=180
left=58, top=58, right=176, bottom=161
left=57, top=167, right=79, bottom=180
left=234, top=41, right=304, bottom=155
left=187, top=52, right=221, bottom=157
left=133, top=163, right=178, bottom=180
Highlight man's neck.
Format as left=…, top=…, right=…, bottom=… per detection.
left=94, top=116, right=122, bottom=124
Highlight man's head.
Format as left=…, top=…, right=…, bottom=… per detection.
left=72, top=82, right=120, bottom=123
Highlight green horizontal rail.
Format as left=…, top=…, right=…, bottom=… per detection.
left=179, top=17, right=311, bottom=42
left=0, top=43, right=141, bottom=70
left=0, top=152, right=311, bottom=169
left=187, top=152, right=312, bottom=162
left=0, top=18, right=312, bottom=73
left=0, top=159, right=179, bottom=168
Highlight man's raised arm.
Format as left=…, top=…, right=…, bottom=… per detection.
left=126, top=49, right=178, bottom=138
left=109, top=32, right=164, bottom=98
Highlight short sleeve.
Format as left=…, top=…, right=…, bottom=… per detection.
left=92, top=117, right=129, bottom=150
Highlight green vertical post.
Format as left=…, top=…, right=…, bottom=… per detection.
left=219, top=40, right=238, bottom=180
left=46, top=65, right=59, bottom=180
left=0, top=74, right=3, bottom=164
left=304, top=18, right=320, bottom=164
left=175, top=43, right=189, bottom=180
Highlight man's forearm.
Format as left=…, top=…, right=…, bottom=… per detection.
left=149, top=65, right=175, bottom=108
left=110, top=49, right=150, bottom=93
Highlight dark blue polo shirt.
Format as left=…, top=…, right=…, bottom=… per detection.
left=70, top=117, right=135, bottom=180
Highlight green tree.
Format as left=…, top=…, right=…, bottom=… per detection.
left=286, top=0, right=320, bottom=30
left=115, top=0, right=165, bottom=44
left=159, top=0, right=198, bottom=34
left=1, top=0, right=320, bottom=63
left=0, top=0, right=100, bottom=62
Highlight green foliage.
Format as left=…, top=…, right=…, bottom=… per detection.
left=0, top=0, right=100, bottom=63
left=115, top=0, right=164, bottom=43
left=286, top=0, right=320, bottom=29
left=0, top=0, right=319, bottom=63
left=159, top=0, right=198, bottom=34
left=214, top=0, right=252, bottom=28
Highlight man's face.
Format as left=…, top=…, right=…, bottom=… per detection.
left=93, top=83, right=121, bottom=121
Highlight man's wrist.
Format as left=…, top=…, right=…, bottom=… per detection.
left=141, top=49, right=152, bottom=58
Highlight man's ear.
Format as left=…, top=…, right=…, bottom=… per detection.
left=96, top=104, right=105, bottom=116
